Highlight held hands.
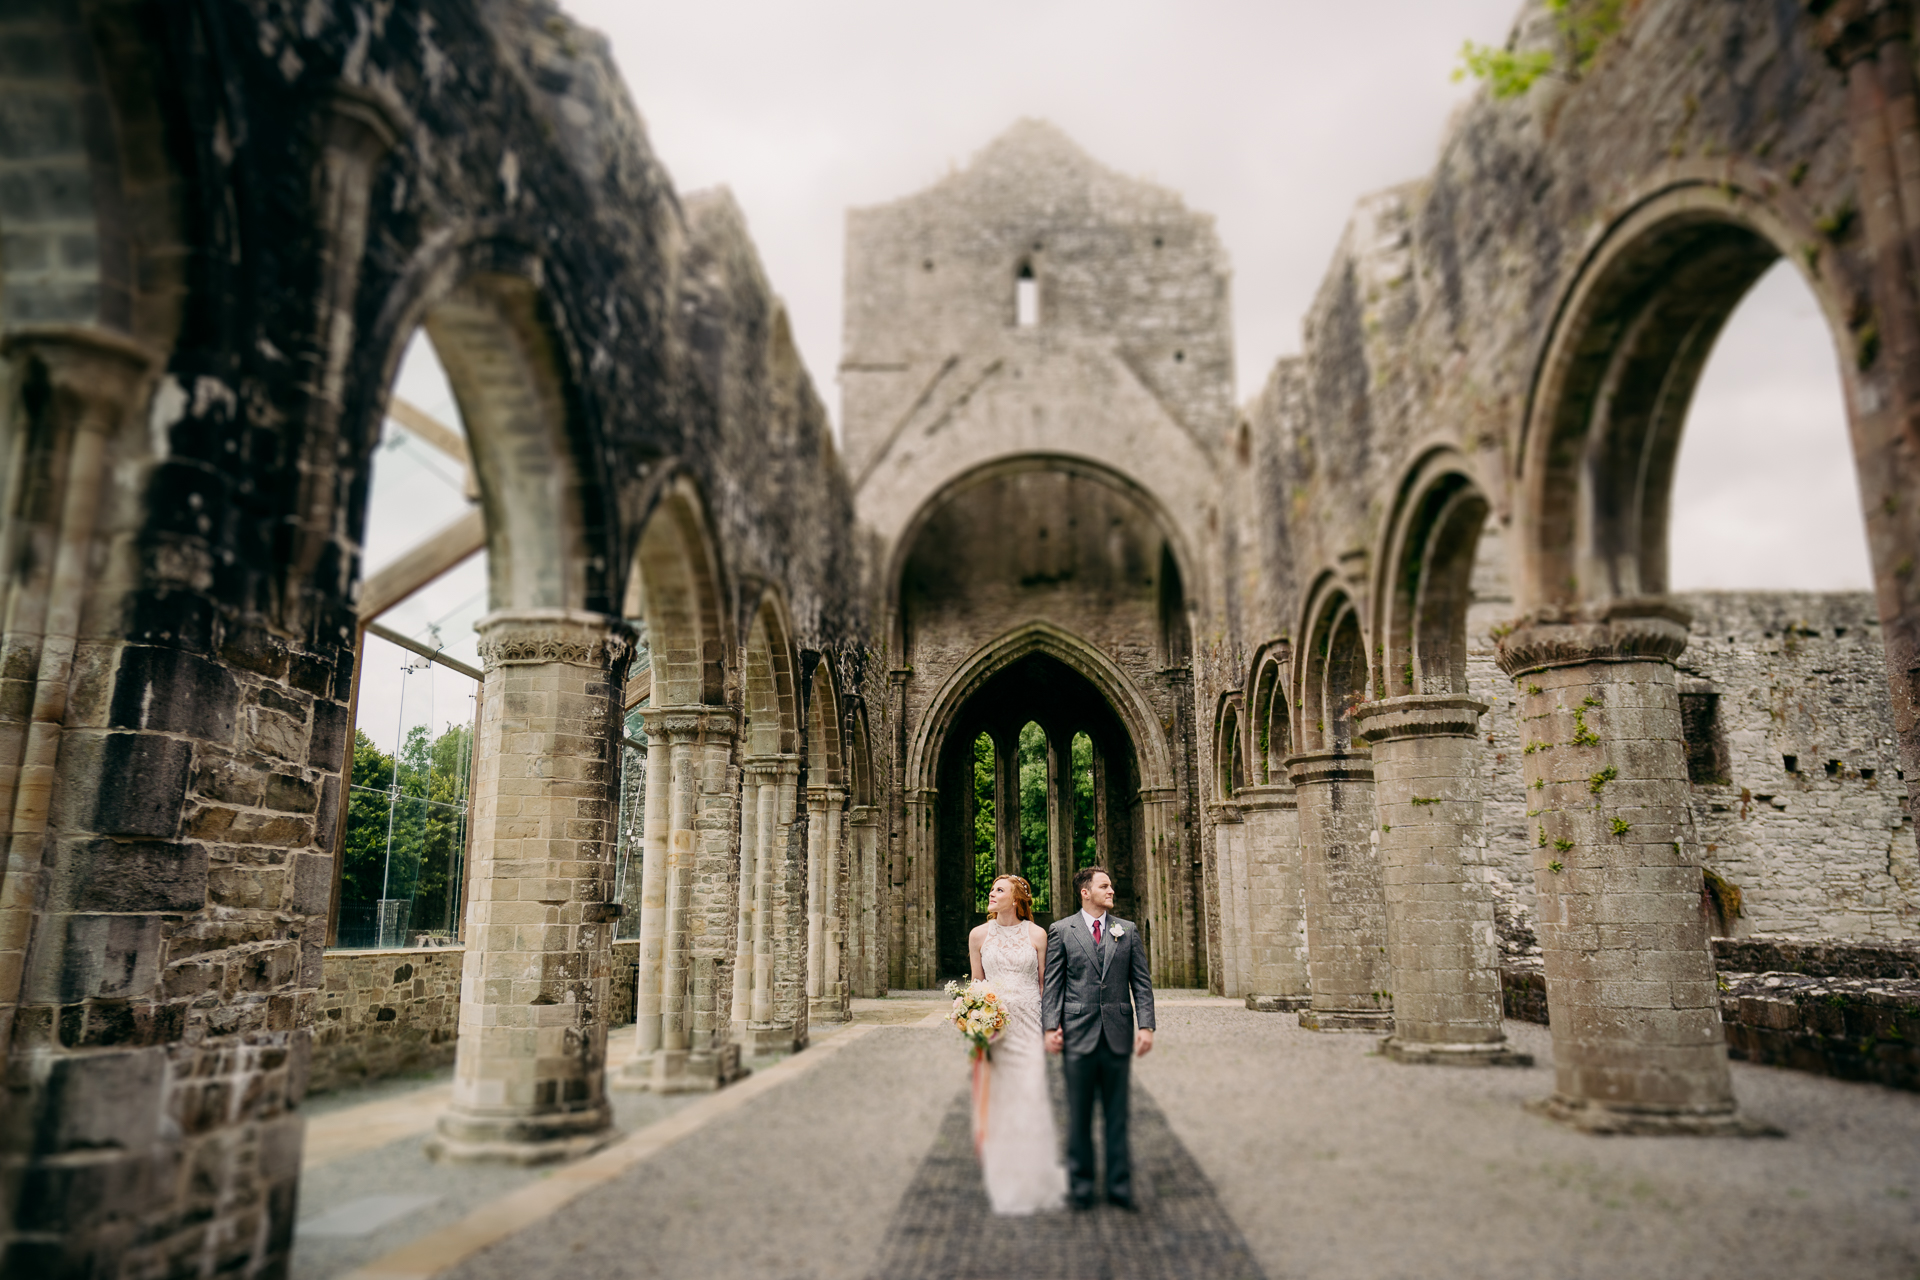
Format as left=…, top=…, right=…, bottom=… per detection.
left=1135, top=1028, right=1154, bottom=1057
left=1045, top=1027, right=1064, bottom=1054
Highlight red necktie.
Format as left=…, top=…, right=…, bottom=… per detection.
left=1092, top=919, right=1102, bottom=945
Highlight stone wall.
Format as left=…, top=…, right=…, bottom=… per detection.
left=311, top=947, right=464, bottom=1095
left=1465, top=515, right=1918, bottom=937
left=1502, top=936, right=1920, bottom=1094
left=310, top=941, right=643, bottom=1097
left=1469, top=581, right=1919, bottom=939
left=0, top=3, right=870, bottom=1269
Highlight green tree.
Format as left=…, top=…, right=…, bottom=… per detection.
left=1072, top=731, right=1097, bottom=870
left=1454, top=0, right=1625, bottom=100
left=973, top=732, right=996, bottom=911
left=338, top=723, right=473, bottom=945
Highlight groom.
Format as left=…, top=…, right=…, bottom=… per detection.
left=1042, top=865, right=1155, bottom=1210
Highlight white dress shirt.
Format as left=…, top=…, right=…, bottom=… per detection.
left=1080, top=907, right=1108, bottom=944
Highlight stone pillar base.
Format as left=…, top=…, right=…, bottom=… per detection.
left=1381, top=1036, right=1533, bottom=1067
left=426, top=1105, right=615, bottom=1165
left=611, top=1043, right=749, bottom=1093
left=1526, top=1094, right=1782, bottom=1136
left=744, top=1021, right=802, bottom=1056
left=1245, top=993, right=1311, bottom=1013
left=809, top=990, right=851, bottom=1024
left=1299, top=1009, right=1394, bottom=1032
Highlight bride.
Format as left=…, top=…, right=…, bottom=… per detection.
left=968, top=874, right=1067, bottom=1215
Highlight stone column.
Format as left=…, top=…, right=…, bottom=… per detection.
left=1236, top=784, right=1311, bottom=1011
left=756, top=758, right=805, bottom=1053
left=1496, top=607, right=1763, bottom=1132
left=1046, top=726, right=1076, bottom=919
left=1138, top=787, right=1179, bottom=985
left=1354, top=695, right=1528, bottom=1066
left=431, top=609, right=630, bottom=1164
left=887, top=669, right=912, bottom=989
left=1287, top=751, right=1392, bottom=1032
left=0, top=327, right=157, bottom=1058
left=751, top=761, right=791, bottom=1029
left=993, top=727, right=1021, bottom=880
left=616, top=706, right=745, bottom=1092
left=902, top=787, right=935, bottom=989
left=728, top=758, right=762, bottom=1037
left=1209, top=804, right=1250, bottom=996
left=809, top=785, right=849, bottom=1022
left=849, top=805, right=881, bottom=996
left=686, top=723, right=741, bottom=1079
left=632, top=729, right=670, bottom=1056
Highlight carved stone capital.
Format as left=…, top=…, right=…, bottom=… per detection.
left=1209, top=803, right=1245, bottom=824
left=847, top=805, right=880, bottom=825
left=807, top=784, right=848, bottom=807
left=1234, top=783, right=1298, bottom=812
left=1, top=325, right=160, bottom=431
left=742, top=753, right=800, bottom=783
left=1352, top=693, right=1489, bottom=745
left=1285, top=750, right=1375, bottom=787
left=640, top=703, right=738, bottom=744
left=1137, top=786, right=1178, bottom=806
left=1493, top=599, right=1691, bottom=678
left=476, top=609, right=634, bottom=671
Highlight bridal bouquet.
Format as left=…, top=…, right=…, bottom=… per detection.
left=944, top=978, right=1007, bottom=1063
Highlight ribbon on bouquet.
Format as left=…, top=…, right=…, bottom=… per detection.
left=970, top=1049, right=991, bottom=1159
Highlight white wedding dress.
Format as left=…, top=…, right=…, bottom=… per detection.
left=976, top=919, right=1067, bottom=1215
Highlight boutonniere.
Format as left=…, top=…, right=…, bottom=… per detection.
left=1111, top=927, right=1124, bottom=939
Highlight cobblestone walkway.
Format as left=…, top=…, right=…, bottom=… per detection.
left=867, top=1068, right=1264, bottom=1280
left=295, top=997, right=1920, bottom=1280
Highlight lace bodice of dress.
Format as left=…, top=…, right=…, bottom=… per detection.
left=981, top=919, right=1041, bottom=1008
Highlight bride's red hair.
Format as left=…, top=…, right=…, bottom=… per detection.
left=991, top=874, right=1034, bottom=921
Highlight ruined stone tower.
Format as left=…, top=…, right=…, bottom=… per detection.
left=843, top=120, right=1233, bottom=989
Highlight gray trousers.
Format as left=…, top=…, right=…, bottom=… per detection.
left=1063, top=1040, right=1131, bottom=1200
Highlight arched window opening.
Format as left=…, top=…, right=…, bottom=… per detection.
left=1216, top=705, right=1243, bottom=800
left=1015, top=260, right=1039, bottom=328
left=1669, top=259, right=1871, bottom=590
left=1157, top=543, right=1189, bottom=668
left=1071, top=731, right=1098, bottom=869
left=1249, top=658, right=1286, bottom=783
left=1324, top=606, right=1367, bottom=752
left=334, top=331, right=487, bottom=950
left=973, top=731, right=997, bottom=911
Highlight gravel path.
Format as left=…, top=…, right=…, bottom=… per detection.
left=868, top=1071, right=1263, bottom=1280
left=1140, top=1008, right=1920, bottom=1280
left=295, top=1000, right=1920, bottom=1279
left=441, top=1024, right=960, bottom=1280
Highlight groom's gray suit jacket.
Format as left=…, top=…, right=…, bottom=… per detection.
left=1042, top=913, right=1155, bottom=1057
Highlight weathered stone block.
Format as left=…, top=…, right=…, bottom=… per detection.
left=108, top=645, right=238, bottom=740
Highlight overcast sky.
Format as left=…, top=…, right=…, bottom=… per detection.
left=357, top=1, right=1877, bottom=753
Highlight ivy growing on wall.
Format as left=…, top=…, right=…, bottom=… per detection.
left=1454, top=0, right=1627, bottom=100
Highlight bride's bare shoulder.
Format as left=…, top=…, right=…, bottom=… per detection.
left=1026, top=921, right=1048, bottom=943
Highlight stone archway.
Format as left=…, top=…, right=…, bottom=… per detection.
left=1287, top=576, right=1390, bottom=1033
left=1352, top=449, right=1521, bottom=1065
left=903, top=622, right=1192, bottom=987
left=1499, top=185, right=1861, bottom=1131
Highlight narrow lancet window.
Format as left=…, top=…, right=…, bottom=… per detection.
left=1015, top=261, right=1039, bottom=328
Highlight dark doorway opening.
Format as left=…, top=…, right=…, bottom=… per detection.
left=932, top=652, right=1138, bottom=981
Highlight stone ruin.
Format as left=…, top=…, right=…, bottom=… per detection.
left=3, top=0, right=1920, bottom=1273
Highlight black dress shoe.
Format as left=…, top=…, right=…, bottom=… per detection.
left=1106, top=1192, right=1135, bottom=1211
left=1070, top=1193, right=1097, bottom=1211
